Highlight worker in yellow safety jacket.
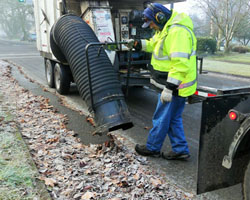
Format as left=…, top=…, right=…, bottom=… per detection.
left=127, top=3, right=197, bottom=160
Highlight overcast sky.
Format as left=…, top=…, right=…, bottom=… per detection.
left=166, top=0, right=197, bottom=14
left=26, top=0, right=33, bottom=5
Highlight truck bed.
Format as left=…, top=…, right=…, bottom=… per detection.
left=197, top=72, right=250, bottom=94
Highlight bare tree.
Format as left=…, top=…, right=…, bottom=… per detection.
left=0, top=0, right=34, bottom=40
left=190, top=13, right=210, bottom=37
left=195, top=0, right=250, bottom=52
left=235, top=15, right=250, bottom=46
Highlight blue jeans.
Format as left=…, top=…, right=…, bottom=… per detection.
left=146, top=94, right=189, bottom=154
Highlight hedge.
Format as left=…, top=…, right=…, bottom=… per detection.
left=232, top=46, right=250, bottom=53
left=197, top=37, right=217, bottom=54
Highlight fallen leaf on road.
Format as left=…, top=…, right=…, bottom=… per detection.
left=61, top=188, right=73, bottom=196
left=79, top=161, right=87, bottom=168
left=84, top=169, right=92, bottom=175
left=133, top=173, right=140, bottom=180
left=86, top=116, right=95, bottom=127
left=59, top=123, right=67, bottom=129
left=40, top=104, right=53, bottom=110
left=46, top=137, right=59, bottom=144
left=117, top=180, right=129, bottom=188
left=62, top=152, right=73, bottom=160
left=40, top=177, right=57, bottom=187
left=88, top=154, right=97, bottom=158
left=72, top=143, right=83, bottom=149
left=84, top=185, right=93, bottom=190
left=150, top=177, right=162, bottom=187
left=81, top=191, right=96, bottom=200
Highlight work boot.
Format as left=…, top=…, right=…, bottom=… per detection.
left=162, top=151, right=190, bottom=160
left=135, top=144, right=160, bottom=157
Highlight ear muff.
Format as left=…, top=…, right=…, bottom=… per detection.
left=148, top=3, right=167, bottom=25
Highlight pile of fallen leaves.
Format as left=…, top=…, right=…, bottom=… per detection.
left=0, top=60, right=194, bottom=200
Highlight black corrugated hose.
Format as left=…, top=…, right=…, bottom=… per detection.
left=51, top=14, right=133, bottom=132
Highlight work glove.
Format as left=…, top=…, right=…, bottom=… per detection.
left=160, top=87, right=173, bottom=103
left=125, top=39, right=142, bottom=50
left=125, top=39, right=135, bottom=49
left=134, top=39, right=142, bottom=51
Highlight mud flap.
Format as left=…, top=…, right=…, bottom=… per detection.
left=197, top=93, right=250, bottom=194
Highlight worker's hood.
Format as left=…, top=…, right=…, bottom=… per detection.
left=163, top=10, right=194, bottom=32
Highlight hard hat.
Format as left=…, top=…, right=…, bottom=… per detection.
left=142, top=3, right=172, bottom=29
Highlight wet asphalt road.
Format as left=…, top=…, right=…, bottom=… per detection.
left=1, top=39, right=250, bottom=199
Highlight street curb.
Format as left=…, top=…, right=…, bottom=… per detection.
left=15, top=127, right=52, bottom=200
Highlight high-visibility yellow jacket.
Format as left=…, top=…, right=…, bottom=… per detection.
left=141, top=10, right=197, bottom=97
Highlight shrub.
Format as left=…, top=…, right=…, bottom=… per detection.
left=232, top=46, right=249, bottom=53
left=197, top=37, right=217, bottom=54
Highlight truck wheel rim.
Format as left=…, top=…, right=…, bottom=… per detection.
left=46, top=61, right=52, bottom=83
left=55, top=68, right=60, bottom=90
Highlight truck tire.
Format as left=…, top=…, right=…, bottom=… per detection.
left=244, top=160, right=250, bottom=200
left=54, top=63, right=70, bottom=95
left=45, top=59, right=55, bottom=88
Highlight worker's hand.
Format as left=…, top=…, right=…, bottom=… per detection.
left=125, top=39, right=135, bottom=49
left=160, top=87, right=173, bottom=103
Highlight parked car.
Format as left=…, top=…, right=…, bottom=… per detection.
left=28, top=33, right=36, bottom=42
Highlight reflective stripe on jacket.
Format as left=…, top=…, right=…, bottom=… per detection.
left=141, top=10, right=197, bottom=97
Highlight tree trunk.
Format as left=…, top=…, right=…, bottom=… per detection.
left=224, top=40, right=230, bottom=53
left=210, top=17, right=214, bottom=37
left=217, top=28, right=223, bottom=51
